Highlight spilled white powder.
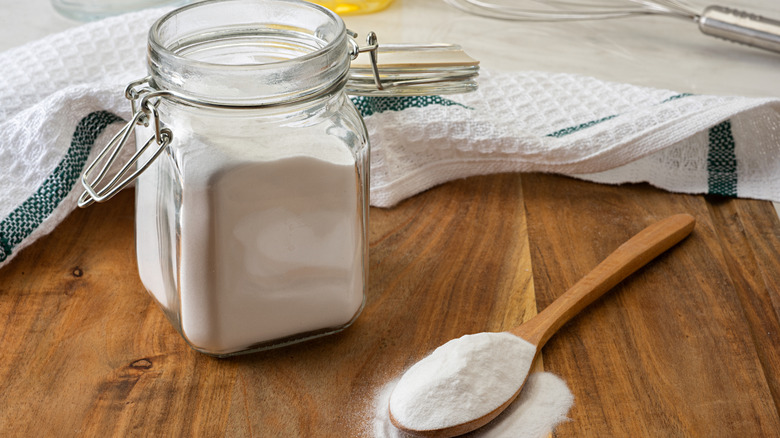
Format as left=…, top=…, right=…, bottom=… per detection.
left=373, top=372, right=574, bottom=438
left=388, top=332, right=537, bottom=431
left=474, top=373, right=574, bottom=437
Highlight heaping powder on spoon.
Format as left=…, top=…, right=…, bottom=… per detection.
left=388, top=332, right=537, bottom=431
left=373, top=372, right=574, bottom=438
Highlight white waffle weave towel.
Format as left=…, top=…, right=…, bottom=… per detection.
left=1, top=8, right=779, bottom=268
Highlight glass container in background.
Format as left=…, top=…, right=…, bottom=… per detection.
left=51, top=0, right=190, bottom=21
left=309, top=0, right=393, bottom=15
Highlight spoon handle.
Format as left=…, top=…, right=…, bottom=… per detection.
left=511, top=213, right=695, bottom=347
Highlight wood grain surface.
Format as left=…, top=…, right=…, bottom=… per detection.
left=523, top=174, right=780, bottom=436
left=513, top=213, right=695, bottom=349
left=0, top=174, right=536, bottom=437
left=1, top=173, right=779, bottom=436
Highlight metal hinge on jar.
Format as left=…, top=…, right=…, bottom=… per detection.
left=347, top=31, right=479, bottom=96
left=78, top=31, right=479, bottom=207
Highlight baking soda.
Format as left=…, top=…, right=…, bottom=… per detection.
left=389, top=332, right=537, bottom=431
left=131, top=1, right=367, bottom=356
left=136, top=129, right=365, bottom=354
left=375, top=331, right=574, bottom=437
left=374, top=372, right=574, bottom=438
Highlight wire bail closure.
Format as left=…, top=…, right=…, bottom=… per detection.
left=77, top=78, right=172, bottom=208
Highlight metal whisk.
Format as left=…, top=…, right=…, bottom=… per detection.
left=444, top=0, right=780, bottom=54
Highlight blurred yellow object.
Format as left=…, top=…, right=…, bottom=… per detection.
left=310, top=0, right=394, bottom=15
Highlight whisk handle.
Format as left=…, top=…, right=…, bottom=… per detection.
left=698, top=6, right=780, bottom=54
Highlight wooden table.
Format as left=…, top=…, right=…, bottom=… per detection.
left=2, top=173, right=780, bottom=436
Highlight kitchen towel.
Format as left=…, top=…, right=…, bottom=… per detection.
left=1, top=8, right=780, bottom=269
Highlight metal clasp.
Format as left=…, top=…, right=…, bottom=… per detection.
left=345, top=31, right=480, bottom=96
left=78, top=77, right=172, bottom=207
left=348, top=30, right=383, bottom=90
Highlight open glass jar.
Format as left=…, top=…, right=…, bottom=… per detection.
left=89, top=0, right=369, bottom=357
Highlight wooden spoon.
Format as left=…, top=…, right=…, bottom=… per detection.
left=390, top=213, right=696, bottom=437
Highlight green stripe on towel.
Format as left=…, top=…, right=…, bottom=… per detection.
left=546, top=115, right=618, bottom=138
left=350, top=95, right=469, bottom=117
left=660, top=93, right=693, bottom=103
left=0, top=111, right=122, bottom=262
left=707, top=120, right=737, bottom=197
left=546, top=93, right=694, bottom=138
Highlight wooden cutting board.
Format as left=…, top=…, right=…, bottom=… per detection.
left=1, top=173, right=779, bottom=436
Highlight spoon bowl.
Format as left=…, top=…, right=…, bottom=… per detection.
left=389, top=213, right=696, bottom=437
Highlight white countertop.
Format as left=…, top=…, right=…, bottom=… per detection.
left=346, top=0, right=780, bottom=99
left=1, top=0, right=779, bottom=212
left=2, top=0, right=778, bottom=96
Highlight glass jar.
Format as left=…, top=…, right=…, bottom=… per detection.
left=127, top=0, right=369, bottom=356
left=51, top=0, right=189, bottom=21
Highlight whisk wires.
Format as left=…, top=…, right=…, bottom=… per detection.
left=444, top=0, right=700, bottom=21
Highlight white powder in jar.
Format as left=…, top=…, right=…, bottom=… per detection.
left=132, top=14, right=367, bottom=356
left=136, top=128, right=365, bottom=355
left=388, top=332, right=537, bottom=431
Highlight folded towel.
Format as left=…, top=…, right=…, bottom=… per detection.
left=1, top=8, right=779, bottom=268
